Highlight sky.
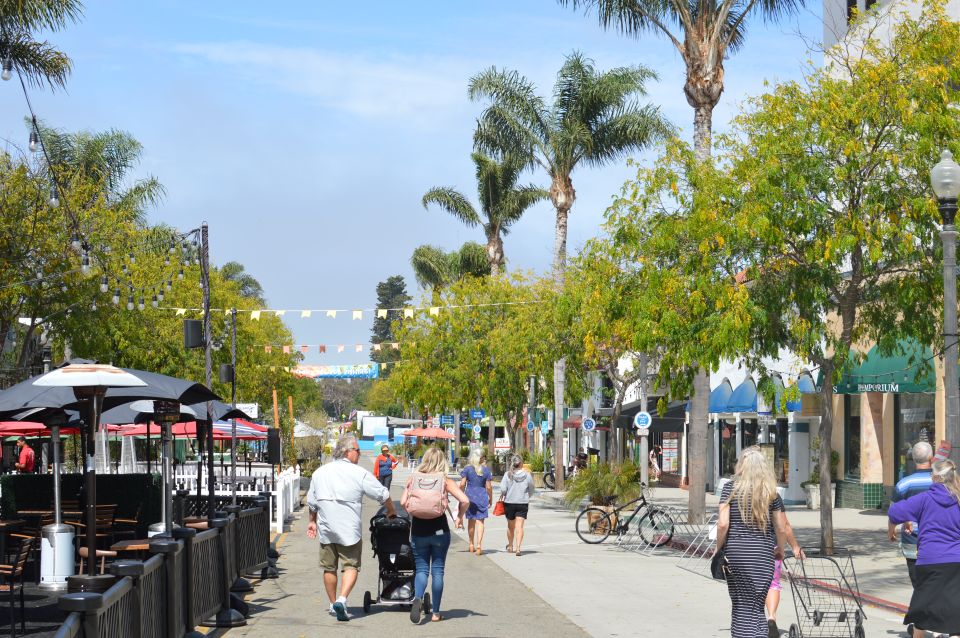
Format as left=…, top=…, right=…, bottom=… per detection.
left=1, top=1, right=824, bottom=367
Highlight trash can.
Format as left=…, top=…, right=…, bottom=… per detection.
left=39, top=523, right=75, bottom=591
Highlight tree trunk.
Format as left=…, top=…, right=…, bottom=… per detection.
left=554, top=359, right=566, bottom=490
left=611, top=388, right=626, bottom=466
left=487, top=232, right=504, bottom=276
left=818, top=359, right=836, bottom=555
left=550, top=172, right=575, bottom=491
left=487, top=412, right=496, bottom=461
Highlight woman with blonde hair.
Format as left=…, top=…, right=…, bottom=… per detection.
left=716, top=446, right=803, bottom=638
left=500, top=453, right=535, bottom=556
left=889, top=459, right=960, bottom=638
left=459, top=448, right=493, bottom=555
left=401, top=447, right=469, bottom=624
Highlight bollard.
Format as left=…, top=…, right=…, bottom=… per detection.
left=200, top=518, right=245, bottom=628
left=110, top=561, right=144, bottom=638
left=224, top=505, right=253, bottom=594
left=174, top=489, right=189, bottom=527
left=171, top=527, right=204, bottom=638
left=149, top=538, right=181, bottom=638
left=58, top=591, right=104, bottom=638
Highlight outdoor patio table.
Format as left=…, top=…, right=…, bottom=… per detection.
left=110, top=539, right=152, bottom=560
left=184, top=520, right=208, bottom=530
left=0, top=519, right=25, bottom=563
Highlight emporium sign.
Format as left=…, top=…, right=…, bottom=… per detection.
left=833, top=382, right=899, bottom=394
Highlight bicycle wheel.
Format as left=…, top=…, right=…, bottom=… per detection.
left=637, top=507, right=675, bottom=547
left=576, top=507, right=615, bottom=543
left=544, top=471, right=555, bottom=490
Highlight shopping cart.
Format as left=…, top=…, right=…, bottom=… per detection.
left=783, top=549, right=866, bottom=638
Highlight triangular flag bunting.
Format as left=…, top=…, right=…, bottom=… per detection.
left=372, top=344, right=381, bottom=351
left=376, top=309, right=388, bottom=319
left=318, top=345, right=326, bottom=353
left=301, top=345, right=309, bottom=353
left=301, top=310, right=312, bottom=319
left=352, top=310, right=363, bottom=320
left=337, top=345, right=345, bottom=353
left=429, top=306, right=440, bottom=316
left=175, top=308, right=186, bottom=316
left=355, top=344, right=362, bottom=352
left=264, top=345, right=272, bottom=353
left=380, top=363, right=387, bottom=370
left=282, top=345, right=290, bottom=354
left=274, top=310, right=286, bottom=317
left=403, top=308, right=414, bottom=318
left=250, top=310, right=261, bottom=320
left=326, top=310, right=337, bottom=318
left=391, top=342, right=400, bottom=350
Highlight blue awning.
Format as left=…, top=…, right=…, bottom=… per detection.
left=796, top=372, right=816, bottom=394
left=709, top=379, right=733, bottom=413
left=726, top=378, right=758, bottom=412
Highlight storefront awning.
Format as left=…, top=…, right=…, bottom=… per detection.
left=615, top=398, right=686, bottom=432
left=709, top=379, right=733, bottom=413
left=832, top=339, right=935, bottom=394
left=727, top=378, right=758, bottom=412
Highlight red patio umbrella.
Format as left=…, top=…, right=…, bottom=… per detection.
left=402, top=427, right=455, bottom=440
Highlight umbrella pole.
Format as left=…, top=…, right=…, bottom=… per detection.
left=84, top=392, right=103, bottom=577
left=147, top=427, right=151, bottom=476
left=162, top=422, right=173, bottom=535
left=51, top=425, right=62, bottom=526
left=206, top=420, right=215, bottom=518
left=196, top=423, right=204, bottom=511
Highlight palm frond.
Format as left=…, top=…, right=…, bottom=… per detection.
left=5, top=36, right=71, bottom=89
left=584, top=105, right=673, bottom=166
left=422, top=186, right=480, bottom=226
left=456, top=241, right=491, bottom=279
left=411, top=245, right=453, bottom=290
left=0, top=0, right=83, bottom=32
left=499, top=185, right=550, bottom=230
left=469, top=67, right=550, bottom=161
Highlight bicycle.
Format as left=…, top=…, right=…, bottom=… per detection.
left=574, top=485, right=675, bottom=547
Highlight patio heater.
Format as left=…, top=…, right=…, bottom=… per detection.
left=39, top=412, right=73, bottom=591
left=143, top=400, right=182, bottom=536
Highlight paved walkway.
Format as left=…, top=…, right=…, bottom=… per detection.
left=232, top=463, right=586, bottom=637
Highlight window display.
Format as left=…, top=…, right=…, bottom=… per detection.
left=896, top=394, right=935, bottom=480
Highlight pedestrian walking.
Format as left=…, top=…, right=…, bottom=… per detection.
left=500, top=454, right=535, bottom=556
left=373, top=444, right=399, bottom=489
left=306, top=434, right=397, bottom=622
left=764, top=510, right=797, bottom=634
left=888, top=459, right=960, bottom=638
left=401, top=447, right=469, bottom=624
left=716, top=446, right=803, bottom=638
left=887, top=441, right=934, bottom=588
left=649, top=445, right=662, bottom=481
left=459, top=449, right=493, bottom=555
left=15, top=437, right=34, bottom=474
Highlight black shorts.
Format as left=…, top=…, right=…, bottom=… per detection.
left=504, top=503, right=529, bottom=520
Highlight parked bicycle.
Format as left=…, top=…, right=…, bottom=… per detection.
left=574, top=484, right=675, bottom=546
left=544, top=452, right=587, bottom=489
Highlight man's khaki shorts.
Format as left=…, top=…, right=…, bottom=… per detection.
left=319, top=540, right=362, bottom=573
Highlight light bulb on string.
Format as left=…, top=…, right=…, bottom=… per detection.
left=138, top=296, right=145, bottom=311
left=158, top=289, right=164, bottom=302
left=128, top=253, right=135, bottom=264
left=112, top=289, right=120, bottom=305
left=126, top=295, right=134, bottom=311
left=91, top=300, right=97, bottom=312
left=151, top=294, right=158, bottom=308
left=121, top=263, right=127, bottom=275
left=80, top=252, right=90, bottom=274
left=61, top=283, right=67, bottom=293
left=178, top=268, right=184, bottom=280
left=164, top=254, right=170, bottom=266
left=29, top=130, right=38, bottom=153
left=70, top=234, right=81, bottom=251
left=48, top=182, right=59, bottom=208
left=1, top=59, right=12, bottom=81
left=100, top=276, right=109, bottom=293
left=165, top=280, right=172, bottom=291
left=168, top=241, right=176, bottom=254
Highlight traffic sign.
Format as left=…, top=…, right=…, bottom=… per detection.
left=634, top=411, right=652, bottom=429
left=472, top=424, right=482, bottom=434
left=445, top=427, right=455, bottom=435
left=638, top=426, right=650, bottom=436
left=582, top=417, right=596, bottom=431
left=540, top=421, right=550, bottom=434
left=470, top=408, right=486, bottom=419
left=439, top=414, right=454, bottom=425
left=526, top=420, right=535, bottom=432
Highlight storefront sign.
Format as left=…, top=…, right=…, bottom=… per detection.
left=834, top=382, right=900, bottom=393
left=662, top=433, right=679, bottom=473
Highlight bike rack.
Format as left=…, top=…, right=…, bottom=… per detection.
left=675, top=513, right=719, bottom=581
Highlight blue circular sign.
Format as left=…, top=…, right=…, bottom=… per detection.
left=472, top=424, right=482, bottom=434
left=582, top=418, right=596, bottom=431
left=634, top=411, right=652, bottom=429
left=526, top=420, right=535, bottom=432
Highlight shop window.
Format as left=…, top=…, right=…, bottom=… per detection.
left=720, top=420, right=737, bottom=477
left=741, top=419, right=758, bottom=450
left=845, top=395, right=861, bottom=480
left=895, top=393, right=935, bottom=480
left=775, top=418, right=790, bottom=485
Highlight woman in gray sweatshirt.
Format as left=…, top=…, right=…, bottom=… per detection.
left=500, top=454, right=535, bottom=556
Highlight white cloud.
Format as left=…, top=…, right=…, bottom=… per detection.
left=172, top=41, right=471, bottom=120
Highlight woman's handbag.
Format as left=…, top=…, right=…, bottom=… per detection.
left=493, top=496, right=506, bottom=517
left=710, top=547, right=731, bottom=581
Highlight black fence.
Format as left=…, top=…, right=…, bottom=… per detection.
left=52, top=498, right=274, bottom=638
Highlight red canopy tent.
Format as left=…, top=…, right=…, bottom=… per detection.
left=120, top=421, right=264, bottom=441
left=402, top=427, right=455, bottom=440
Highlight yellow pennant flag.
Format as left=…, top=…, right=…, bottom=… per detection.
left=274, top=310, right=286, bottom=317
left=250, top=310, right=261, bottom=320
left=403, top=308, right=414, bottom=318
left=429, top=307, right=440, bottom=316
left=175, top=308, right=186, bottom=316
left=391, top=342, right=400, bottom=350
left=352, top=310, right=363, bottom=320
left=380, top=363, right=387, bottom=371
left=301, top=310, right=312, bottom=319
left=372, top=344, right=381, bottom=351
left=376, top=309, right=388, bottom=319
left=355, top=344, right=362, bottom=352
left=326, top=310, right=337, bottom=319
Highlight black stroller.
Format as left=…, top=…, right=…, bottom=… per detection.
left=363, top=506, right=430, bottom=614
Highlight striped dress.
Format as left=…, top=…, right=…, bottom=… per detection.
left=720, top=482, right=784, bottom=638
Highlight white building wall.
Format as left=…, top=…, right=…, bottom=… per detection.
left=824, top=0, right=960, bottom=51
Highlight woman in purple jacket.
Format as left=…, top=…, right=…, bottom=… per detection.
left=888, top=459, right=960, bottom=638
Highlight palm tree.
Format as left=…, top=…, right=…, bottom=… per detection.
left=0, top=0, right=82, bottom=89
left=422, top=153, right=548, bottom=276
left=469, top=50, right=670, bottom=489
left=559, top=0, right=805, bottom=523
left=221, top=261, right=266, bottom=304
left=411, top=242, right=490, bottom=293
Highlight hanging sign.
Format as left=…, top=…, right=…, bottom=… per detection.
left=526, top=420, right=535, bottom=432
left=582, top=418, right=596, bottom=431
left=470, top=408, right=486, bottom=419
left=439, top=415, right=454, bottom=425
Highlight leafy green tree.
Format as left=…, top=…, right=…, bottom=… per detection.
left=0, top=0, right=81, bottom=89
left=410, top=242, right=491, bottom=292
left=220, top=261, right=265, bottom=304
left=718, top=4, right=960, bottom=550
left=370, top=275, right=410, bottom=375
left=469, top=50, right=670, bottom=488
left=422, top=153, right=548, bottom=275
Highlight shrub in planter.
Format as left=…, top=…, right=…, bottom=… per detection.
left=564, top=461, right=642, bottom=508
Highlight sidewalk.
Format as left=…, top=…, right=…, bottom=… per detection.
left=231, top=462, right=587, bottom=637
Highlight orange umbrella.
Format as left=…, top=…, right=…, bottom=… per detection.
left=402, top=427, right=455, bottom=440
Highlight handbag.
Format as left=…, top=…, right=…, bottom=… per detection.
left=493, top=496, right=506, bottom=517
left=710, top=546, right=731, bottom=581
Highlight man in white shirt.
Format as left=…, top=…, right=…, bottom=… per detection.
left=306, top=433, right=396, bottom=621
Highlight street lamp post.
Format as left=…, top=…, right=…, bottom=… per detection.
left=932, top=149, right=960, bottom=462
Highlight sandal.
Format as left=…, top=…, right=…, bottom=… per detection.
left=505, top=544, right=513, bottom=552
left=475, top=546, right=482, bottom=555
left=468, top=544, right=474, bottom=553
left=515, top=549, right=521, bottom=556
left=431, top=614, right=442, bottom=622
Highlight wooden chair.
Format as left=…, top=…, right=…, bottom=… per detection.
left=77, top=546, right=117, bottom=575
left=111, top=506, right=139, bottom=543
left=0, top=534, right=34, bottom=637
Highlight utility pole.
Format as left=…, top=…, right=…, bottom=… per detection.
left=200, top=222, right=215, bottom=516
left=288, top=395, right=295, bottom=467
left=230, top=307, right=237, bottom=505
left=272, top=388, right=280, bottom=468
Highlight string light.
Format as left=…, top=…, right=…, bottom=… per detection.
left=157, top=289, right=164, bottom=302
left=151, top=293, right=158, bottom=308
left=128, top=252, right=135, bottom=264
left=28, top=129, right=38, bottom=152
left=165, top=280, right=172, bottom=291
left=48, top=181, right=59, bottom=208
left=177, top=268, right=184, bottom=280
left=100, top=276, right=109, bottom=293
left=137, top=295, right=145, bottom=311
left=112, top=289, right=120, bottom=305
left=126, top=294, right=134, bottom=311
left=80, top=251, right=90, bottom=274
left=1, top=59, right=12, bottom=82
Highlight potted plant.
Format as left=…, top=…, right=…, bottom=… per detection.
left=527, top=452, right=546, bottom=487
left=564, top=462, right=643, bottom=532
left=803, top=443, right=840, bottom=509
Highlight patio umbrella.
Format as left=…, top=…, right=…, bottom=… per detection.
left=402, top=427, right=456, bottom=440
left=32, top=364, right=147, bottom=580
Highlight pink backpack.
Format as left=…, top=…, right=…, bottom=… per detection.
left=404, top=471, right=447, bottom=518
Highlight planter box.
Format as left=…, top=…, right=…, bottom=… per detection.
left=532, top=471, right=545, bottom=488
left=585, top=505, right=618, bottom=535
left=804, top=483, right=836, bottom=509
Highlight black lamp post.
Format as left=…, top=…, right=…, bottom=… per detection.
left=932, top=149, right=960, bottom=461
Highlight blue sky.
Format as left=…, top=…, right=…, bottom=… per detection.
left=2, top=1, right=823, bottom=366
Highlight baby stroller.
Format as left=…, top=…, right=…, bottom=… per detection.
left=362, top=506, right=430, bottom=614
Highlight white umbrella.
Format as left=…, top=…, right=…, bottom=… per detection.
left=33, top=364, right=146, bottom=580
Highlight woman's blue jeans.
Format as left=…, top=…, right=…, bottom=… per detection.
left=411, top=532, right=451, bottom=614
